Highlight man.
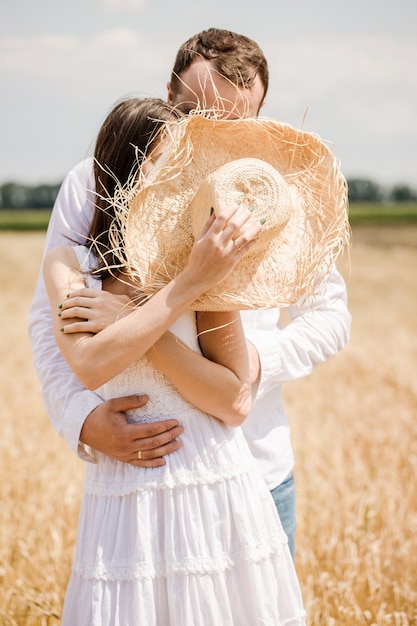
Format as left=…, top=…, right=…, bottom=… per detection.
left=168, top=29, right=350, bottom=557
left=28, top=28, right=350, bottom=558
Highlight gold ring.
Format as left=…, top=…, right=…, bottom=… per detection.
left=137, top=450, right=142, bottom=460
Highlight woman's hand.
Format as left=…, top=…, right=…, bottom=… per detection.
left=182, top=202, right=263, bottom=293
left=59, top=288, right=135, bottom=334
left=59, top=203, right=261, bottom=337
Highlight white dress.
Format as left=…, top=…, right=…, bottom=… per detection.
left=61, top=247, right=306, bottom=626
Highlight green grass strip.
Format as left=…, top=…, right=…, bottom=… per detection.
left=349, top=203, right=417, bottom=224
left=0, top=210, right=52, bottom=231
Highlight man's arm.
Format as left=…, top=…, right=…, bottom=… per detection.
left=243, top=266, right=351, bottom=401
left=28, top=159, right=183, bottom=465
left=28, top=159, right=99, bottom=459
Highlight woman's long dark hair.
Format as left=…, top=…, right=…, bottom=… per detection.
left=88, top=97, right=183, bottom=278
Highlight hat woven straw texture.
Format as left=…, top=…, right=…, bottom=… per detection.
left=117, top=113, right=350, bottom=311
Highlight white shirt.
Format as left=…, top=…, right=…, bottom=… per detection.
left=28, top=157, right=351, bottom=484
left=240, top=267, right=350, bottom=489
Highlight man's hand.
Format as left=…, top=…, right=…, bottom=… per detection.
left=80, top=395, right=184, bottom=467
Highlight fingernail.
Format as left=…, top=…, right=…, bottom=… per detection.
left=66, top=293, right=70, bottom=298
left=260, top=217, right=267, bottom=225
left=236, top=198, right=242, bottom=205
left=58, top=304, right=62, bottom=309
left=58, top=312, right=61, bottom=317
left=60, top=328, right=64, bottom=332
left=210, top=207, right=214, bottom=216
left=248, top=206, right=255, bottom=212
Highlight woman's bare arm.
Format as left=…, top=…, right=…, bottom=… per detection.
left=147, top=313, right=252, bottom=427
left=56, top=287, right=254, bottom=426
left=44, top=204, right=262, bottom=390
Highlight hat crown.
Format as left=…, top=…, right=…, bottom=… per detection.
left=190, top=158, right=293, bottom=242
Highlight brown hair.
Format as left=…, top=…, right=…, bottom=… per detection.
left=88, top=97, right=182, bottom=277
left=170, top=28, right=269, bottom=101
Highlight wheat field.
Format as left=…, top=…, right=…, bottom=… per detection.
left=0, top=227, right=416, bottom=625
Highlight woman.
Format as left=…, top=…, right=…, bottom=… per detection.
left=43, top=98, right=306, bottom=625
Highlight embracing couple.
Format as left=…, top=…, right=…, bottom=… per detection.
left=29, top=27, right=351, bottom=625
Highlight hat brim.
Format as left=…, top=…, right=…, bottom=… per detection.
left=120, top=114, right=350, bottom=310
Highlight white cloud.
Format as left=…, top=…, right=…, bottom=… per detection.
left=1, top=30, right=155, bottom=75
left=264, top=34, right=417, bottom=137
left=0, top=30, right=170, bottom=101
left=101, top=0, right=146, bottom=12
left=0, top=35, right=78, bottom=76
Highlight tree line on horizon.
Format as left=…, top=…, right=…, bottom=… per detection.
left=0, top=178, right=416, bottom=210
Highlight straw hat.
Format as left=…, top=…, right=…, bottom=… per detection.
left=119, top=114, right=350, bottom=310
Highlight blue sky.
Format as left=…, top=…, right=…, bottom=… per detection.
left=1, top=0, right=416, bottom=188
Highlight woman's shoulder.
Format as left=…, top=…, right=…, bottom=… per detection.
left=44, top=244, right=79, bottom=270
left=43, top=245, right=87, bottom=285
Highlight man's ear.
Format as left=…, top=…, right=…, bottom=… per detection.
left=166, top=82, right=173, bottom=104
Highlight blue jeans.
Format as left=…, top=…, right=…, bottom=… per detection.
left=270, top=473, right=296, bottom=560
